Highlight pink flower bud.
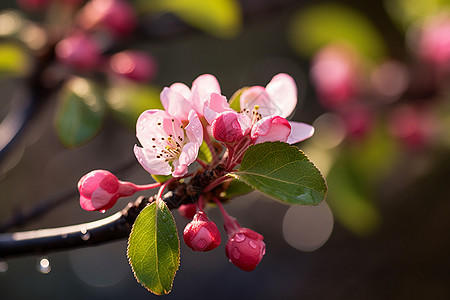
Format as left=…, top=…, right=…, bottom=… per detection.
left=78, top=170, right=138, bottom=211
left=178, top=203, right=198, bottom=219
left=77, top=0, right=136, bottom=36
left=183, top=210, right=221, bottom=252
left=55, top=33, right=101, bottom=71
left=224, top=218, right=265, bottom=271
left=211, top=111, right=251, bottom=145
left=109, top=51, right=157, bottom=82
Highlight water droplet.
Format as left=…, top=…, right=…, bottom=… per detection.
left=0, top=261, right=8, bottom=273
left=61, top=233, right=68, bottom=239
left=234, top=233, right=245, bottom=242
left=81, top=231, right=91, bottom=241
left=261, top=245, right=266, bottom=256
left=80, top=228, right=87, bottom=234
left=100, top=210, right=106, bottom=214
left=37, top=257, right=51, bottom=274
left=249, top=240, right=257, bottom=249
left=232, top=248, right=240, bottom=259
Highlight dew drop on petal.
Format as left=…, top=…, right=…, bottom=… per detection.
left=0, top=261, right=8, bottom=273
left=37, top=257, right=51, bottom=274
left=234, top=233, right=245, bottom=242
left=249, top=240, right=257, bottom=249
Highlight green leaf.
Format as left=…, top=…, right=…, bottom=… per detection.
left=288, top=3, right=386, bottom=61
left=220, top=179, right=254, bottom=199
left=105, top=83, right=163, bottom=130
left=137, top=0, right=242, bottom=38
left=127, top=201, right=180, bottom=295
left=228, top=87, right=248, bottom=112
left=198, top=140, right=213, bottom=163
left=54, top=77, right=106, bottom=148
left=151, top=174, right=172, bottom=183
left=233, top=142, right=327, bottom=205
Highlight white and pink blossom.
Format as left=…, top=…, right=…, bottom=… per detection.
left=134, top=109, right=203, bottom=177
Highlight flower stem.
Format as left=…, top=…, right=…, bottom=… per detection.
left=133, top=182, right=162, bottom=191
left=203, top=175, right=230, bottom=193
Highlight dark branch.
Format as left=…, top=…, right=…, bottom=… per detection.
left=0, top=190, right=187, bottom=259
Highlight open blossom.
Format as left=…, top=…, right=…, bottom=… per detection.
left=134, top=109, right=203, bottom=177
left=160, top=74, right=222, bottom=122
left=205, top=73, right=314, bottom=146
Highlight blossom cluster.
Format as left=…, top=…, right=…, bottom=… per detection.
left=78, top=73, right=314, bottom=271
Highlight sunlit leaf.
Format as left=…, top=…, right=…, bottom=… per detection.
left=385, top=0, right=450, bottom=30
left=233, top=142, right=327, bottom=205
left=220, top=179, right=254, bottom=199
left=137, top=0, right=242, bottom=38
left=152, top=174, right=172, bottom=183
left=127, top=201, right=180, bottom=295
left=54, top=77, right=106, bottom=148
left=288, top=3, right=386, bottom=60
left=198, top=140, right=213, bottom=164
left=0, top=43, right=29, bottom=76
left=105, top=83, right=163, bottom=129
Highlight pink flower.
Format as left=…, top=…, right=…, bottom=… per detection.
left=205, top=73, right=314, bottom=145
left=223, top=216, right=265, bottom=271
left=77, top=0, right=137, bottom=36
left=183, top=210, right=221, bottom=252
left=134, top=109, right=203, bottom=177
left=210, top=111, right=251, bottom=145
left=78, top=170, right=137, bottom=211
left=109, top=50, right=157, bottom=82
left=160, top=74, right=222, bottom=121
left=55, top=32, right=102, bottom=71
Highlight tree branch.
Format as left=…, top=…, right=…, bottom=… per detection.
left=0, top=190, right=188, bottom=259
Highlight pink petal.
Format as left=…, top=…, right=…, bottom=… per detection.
left=203, top=93, right=233, bottom=124
left=170, top=82, right=192, bottom=100
left=160, top=87, right=192, bottom=122
left=286, top=121, right=315, bottom=144
left=134, top=145, right=172, bottom=175
left=240, top=86, right=278, bottom=118
left=251, top=116, right=291, bottom=144
left=191, top=74, right=221, bottom=115
left=265, top=73, right=298, bottom=118
left=172, top=141, right=199, bottom=177
left=136, top=109, right=171, bottom=148
left=185, top=110, right=203, bottom=146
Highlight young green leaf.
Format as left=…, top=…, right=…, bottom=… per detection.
left=232, top=142, right=327, bottom=205
left=54, top=77, right=106, bottom=148
left=127, top=201, right=180, bottom=295
left=198, top=140, right=213, bottom=163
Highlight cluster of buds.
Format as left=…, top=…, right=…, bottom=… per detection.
left=78, top=73, right=314, bottom=271
left=18, top=0, right=157, bottom=82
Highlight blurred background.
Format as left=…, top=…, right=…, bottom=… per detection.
left=1, top=0, right=450, bottom=299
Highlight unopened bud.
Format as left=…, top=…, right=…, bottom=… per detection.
left=178, top=203, right=198, bottom=219
left=183, top=210, right=221, bottom=252
left=55, top=33, right=101, bottom=71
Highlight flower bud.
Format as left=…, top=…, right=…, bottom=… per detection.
left=77, top=0, right=136, bottom=36
left=55, top=33, right=101, bottom=71
left=211, top=111, right=251, bottom=145
left=224, top=218, right=265, bottom=271
left=183, top=210, right=221, bottom=252
left=178, top=203, right=198, bottom=219
left=109, top=51, right=157, bottom=82
left=78, top=169, right=137, bottom=211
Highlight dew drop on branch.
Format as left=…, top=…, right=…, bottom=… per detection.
left=0, top=261, right=8, bottom=273
left=37, top=257, right=51, bottom=274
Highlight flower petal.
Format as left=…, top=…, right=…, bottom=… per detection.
left=240, top=86, right=277, bottom=118
left=172, top=142, right=199, bottom=177
left=191, top=74, right=221, bottom=115
left=170, top=82, right=191, bottom=100
left=286, top=121, right=315, bottom=144
left=265, top=73, right=298, bottom=118
left=185, top=110, right=203, bottom=146
left=203, top=93, right=233, bottom=124
left=251, top=116, right=291, bottom=144
left=134, top=145, right=172, bottom=175
left=136, top=109, right=172, bottom=148
left=160, top=87, right=192, bottom=122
